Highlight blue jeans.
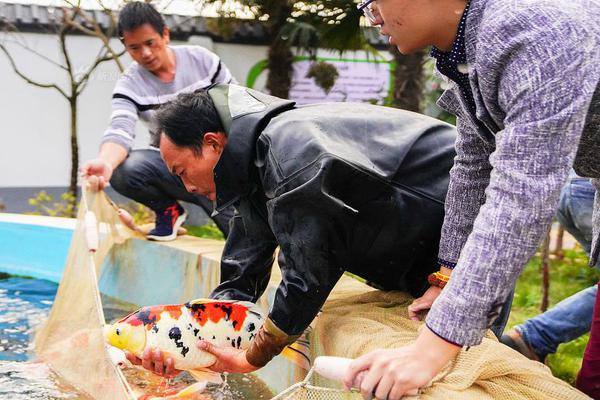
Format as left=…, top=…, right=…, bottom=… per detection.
left=110, top=148, right=233, bottom=236
left=516, top=177, right=599, bottom=358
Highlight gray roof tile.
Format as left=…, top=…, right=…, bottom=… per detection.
left=0, top=2, right=387, bottom=46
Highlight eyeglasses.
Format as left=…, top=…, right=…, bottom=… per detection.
left=357, top=0, right=378, bottom=25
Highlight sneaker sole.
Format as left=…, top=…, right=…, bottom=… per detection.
left=500, top=333, right=544, bottom=363
left=147, top=212, right=187, bottom=242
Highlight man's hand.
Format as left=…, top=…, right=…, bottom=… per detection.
left=407, top=285, right=442, bottom=321
left=80, top=143, right=128, bottom=191
left=197, top=340, right=258, bottom=374
left=343, top=326, right=461, bottom=400
left=80, top=158, right=113, bottom=191
left=125, top=348, right=181, bottom=378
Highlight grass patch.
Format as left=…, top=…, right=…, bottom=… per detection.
left=507, top=247, right=599, bottom=384
left=184, top=223, right=225, bottom=241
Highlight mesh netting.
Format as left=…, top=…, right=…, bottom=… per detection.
left=279, top=289, right=591, bottom=400
left=34, top=189, right=139, bottom=399
left=275, top=385, right=362, bottom=400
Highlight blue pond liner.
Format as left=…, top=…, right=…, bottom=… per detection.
left=0, top=222, right=72, bottom=283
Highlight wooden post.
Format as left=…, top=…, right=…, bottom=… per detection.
left=541, top=229, right=552, bottom=312
left=554, top=224, right=565, bottom=260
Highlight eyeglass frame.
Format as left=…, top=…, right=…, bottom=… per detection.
left=356, top=0, right=378, bottom=25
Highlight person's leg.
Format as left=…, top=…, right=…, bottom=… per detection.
left=515, top=285, right=597, bottom=358
left=556, top=177, right=597, bottom=257
left=502, top=177, right=599, bottom=359
left=577, top=280, right=600, bottom=399
left=110, top=148, right=232, bottom=237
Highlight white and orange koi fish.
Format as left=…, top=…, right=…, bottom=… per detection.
left=105, top=299, right=264, bottom=371
left=104, top=298, right=309, bottom=398
left=104, top=299, right=265, bottom=398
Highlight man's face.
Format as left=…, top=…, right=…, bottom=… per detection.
left=122, top=24, right=170, bottom=73
left=371, top=0, right=434, bottom=54
left=160, top=133, right=227, bottom=202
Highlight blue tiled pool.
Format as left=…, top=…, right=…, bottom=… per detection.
left=0, top=221, right=73, bottom=283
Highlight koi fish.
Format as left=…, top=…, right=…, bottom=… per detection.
left=104, top=299, right=266, bottom=397
left=105, top=299, right=264, bottom=371
left=104, top=298, right=309, bottom=397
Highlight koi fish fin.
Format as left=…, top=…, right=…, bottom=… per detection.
left=172, top=381, right=208, bottom=398
left=188, top=368, right=224, bottom=384
left=280, top=339, right=311, bottom=371
left=186, top=298, right=213, bottom=305
left=187, top=298, right=265, bottom=315
left=188, top=298, right=254, bottom=307
left=106, top=344, right=126, bottom=367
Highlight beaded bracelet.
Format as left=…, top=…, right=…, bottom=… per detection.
left=427, top=271, right=450, bottom=289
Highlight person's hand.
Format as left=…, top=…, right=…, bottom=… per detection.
left=80, top=158, right=113, bottom=191
left=407, top=285, right=442, bottom=321
left=197, top=340, right=258, bottom=374
left=125, top=348, right=181, bottom=378
left=343, top=326, right=461, bottom=400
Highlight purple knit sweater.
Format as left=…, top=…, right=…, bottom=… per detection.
left=426, top=0, right=600, bottom=346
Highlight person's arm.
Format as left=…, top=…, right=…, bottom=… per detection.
left=408, top=116, right=493, bottom=319
left=129, top=201, right=279, bottom=377
left=209, top=201, right=278, bottom=303
left=202, top=169, right=347, bottom=372
left=81, top=96, right=138, bottom=190
left=436, top=116, right=493, bottom=267
left=426, top=7, right=598, bottom=347
left=243, top=187, right=345, bottom=368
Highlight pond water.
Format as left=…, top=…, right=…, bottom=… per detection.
left=0, top=275, right=273, bottom=400
left=0, top=275, right=80, bottom=399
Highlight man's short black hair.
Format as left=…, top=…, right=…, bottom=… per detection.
left=156, top=90, right=225, bottom=154
left=118, top=2, right=166, bottom=38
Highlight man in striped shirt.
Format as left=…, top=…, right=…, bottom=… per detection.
left=81, top=1, right=235, bottom=240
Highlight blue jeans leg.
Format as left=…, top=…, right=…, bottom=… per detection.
left=555, top=177, right=597, bottom=259
left=110, top=148, right=233, bottom=237
left=515, top=177, right=599, bottom=357
left=517, top=285, right=598, bottom=357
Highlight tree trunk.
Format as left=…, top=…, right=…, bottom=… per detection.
left=264, top=2, right=294, bottom=99
left=389, top=45, right=425, bottom=112
left=266, top=40, right=294, bottom=99
left=554, top=224, right=565, bottom=260
left=540, top=229, right=552, bottom=312
left=69, top=95, right=78, bottom=217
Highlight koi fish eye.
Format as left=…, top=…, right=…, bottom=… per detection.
left=116, top=328, right=121, bottom=336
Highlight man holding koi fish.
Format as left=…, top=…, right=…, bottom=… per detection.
left=125, top=83, right=461, bottom=383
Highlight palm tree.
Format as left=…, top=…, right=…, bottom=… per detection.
left=389, top=45, right=426, bottom=112
left=204, top=0, right=371, bottom=99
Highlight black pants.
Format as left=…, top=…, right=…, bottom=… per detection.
left=110, top=148, right=233, bottom=237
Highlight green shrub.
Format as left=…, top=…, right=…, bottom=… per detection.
left=185, top=223, right=225, bottom=240
left=28, top=191, right=76, bottom=217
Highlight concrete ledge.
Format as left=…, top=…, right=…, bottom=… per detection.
left=0, top=212, right=76, bottom=230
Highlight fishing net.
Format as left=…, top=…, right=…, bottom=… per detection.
left=272, top=288, right=591, bottom=400
left=34, top=189, right=139, bottom=399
